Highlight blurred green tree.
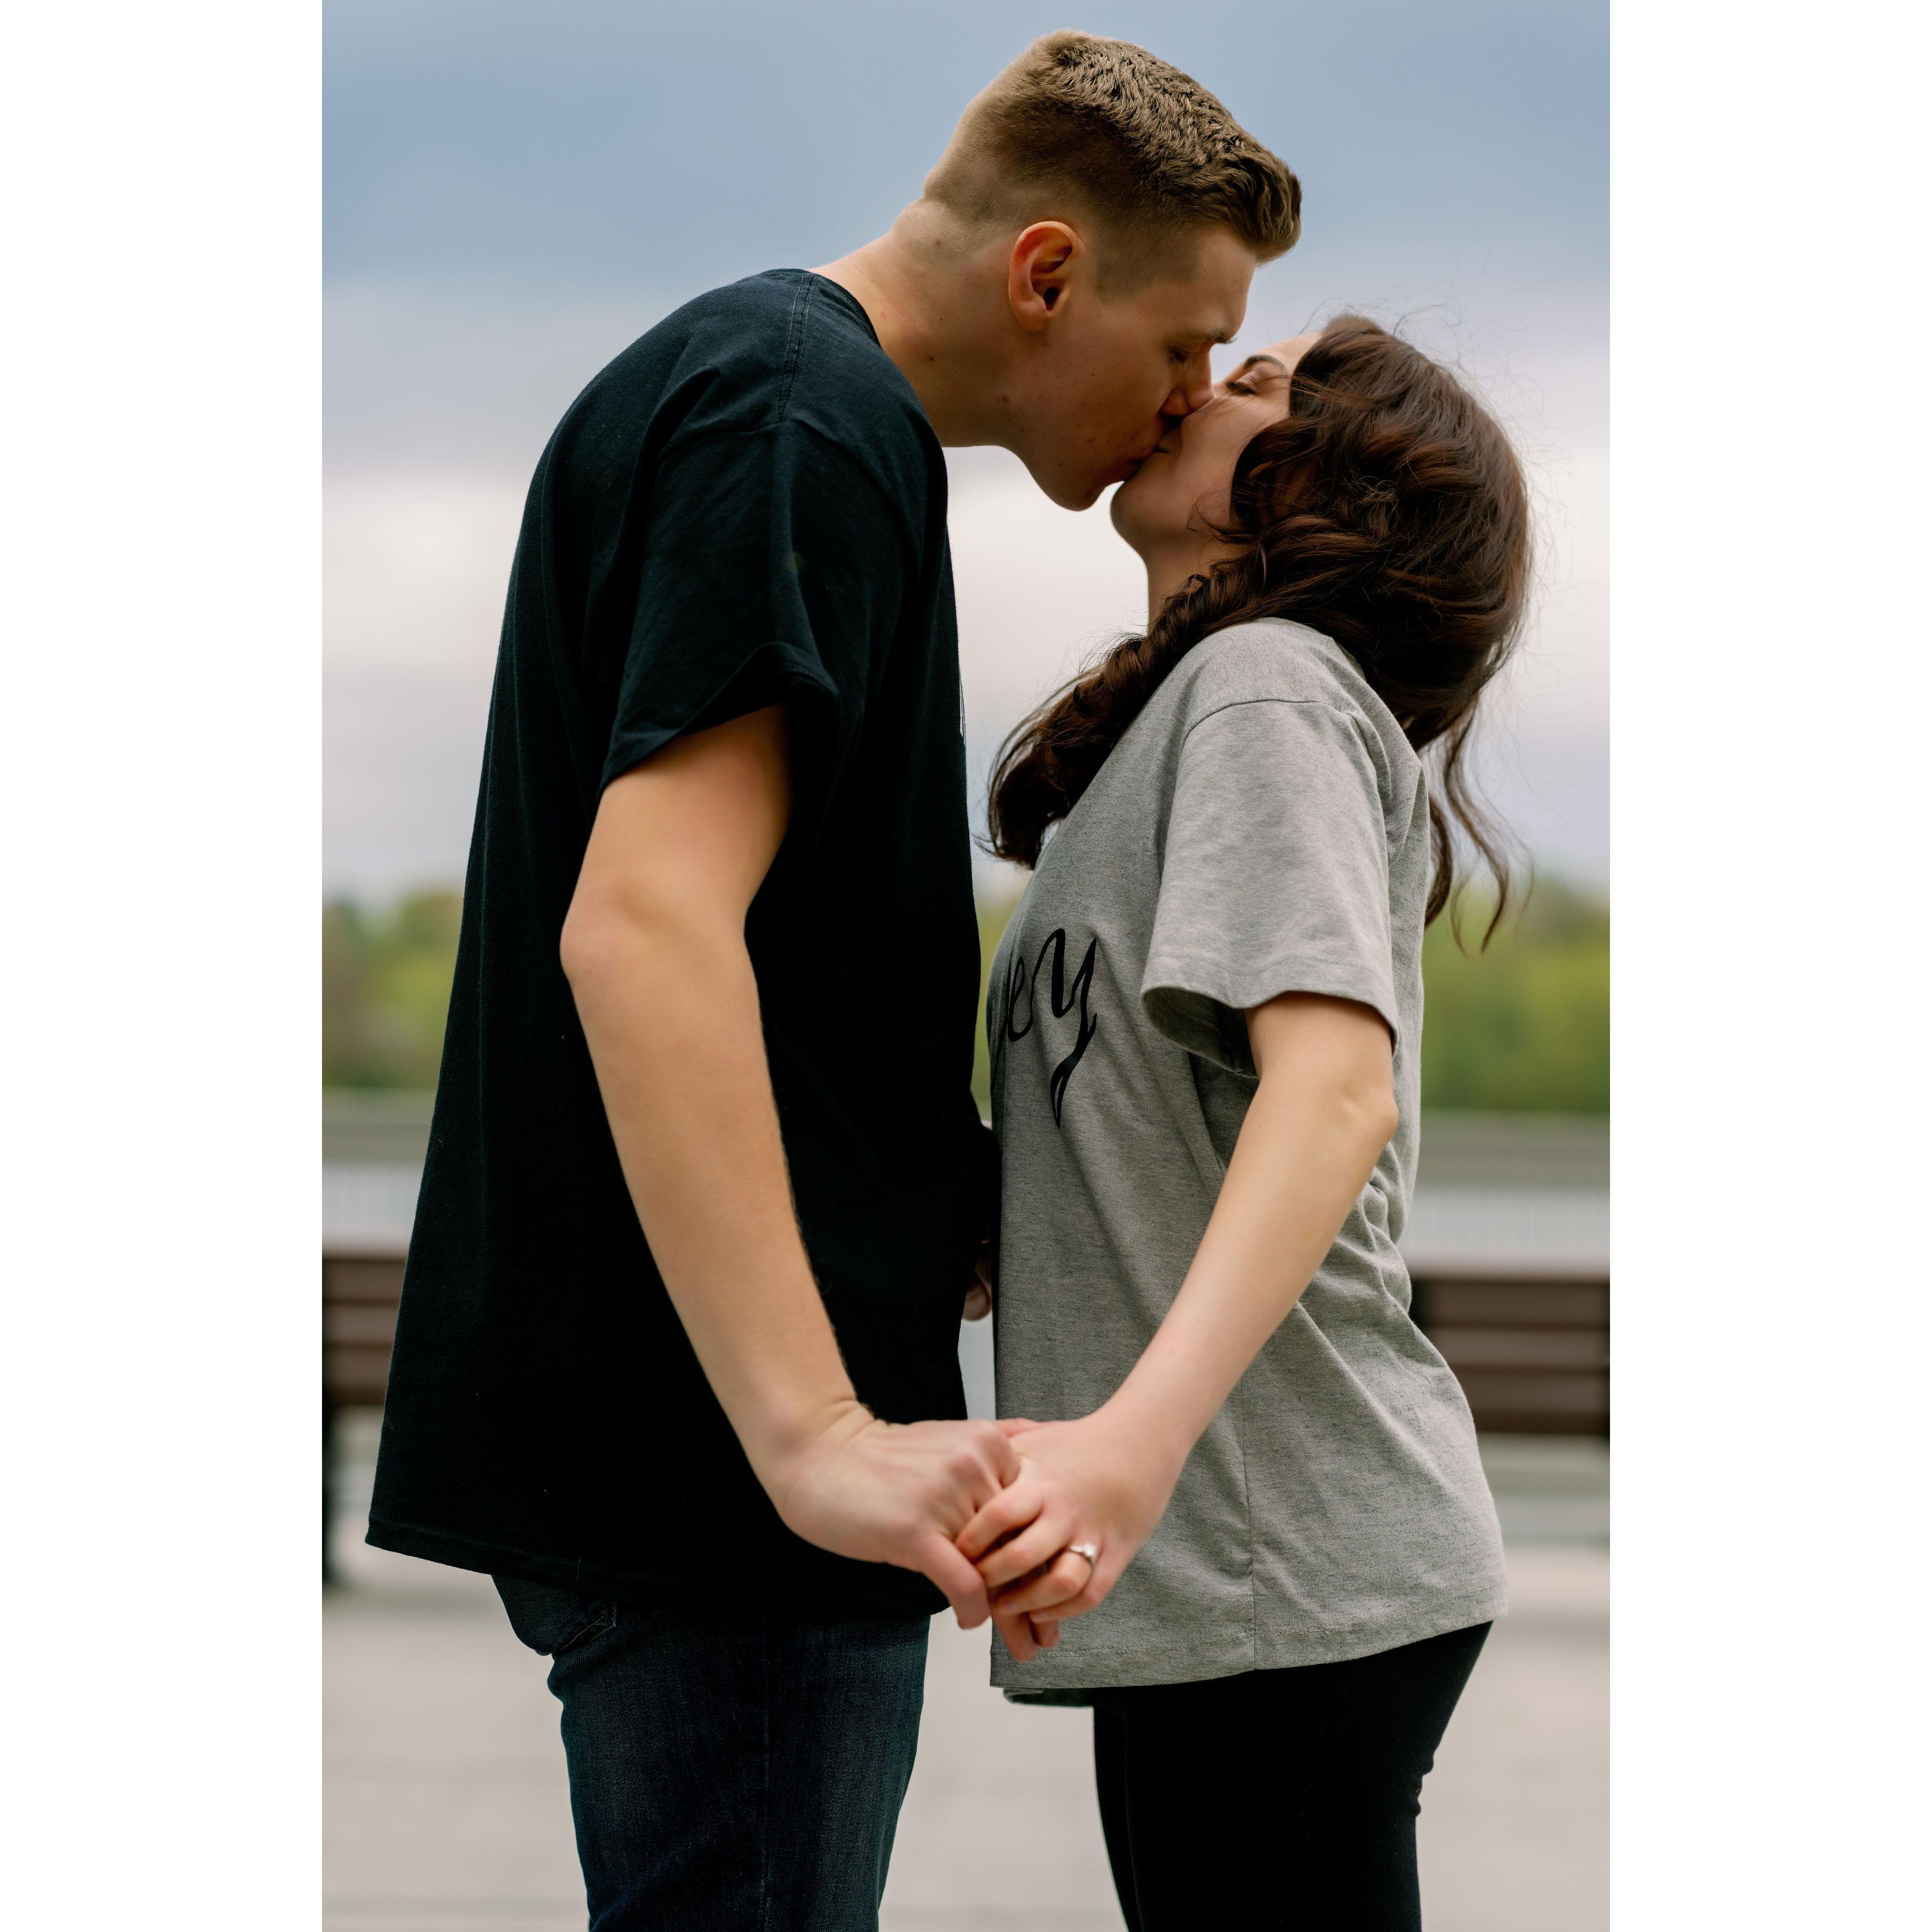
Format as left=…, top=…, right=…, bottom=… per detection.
left=326, top=876, right=1607, bottom=1115
left=322, top=891, right=463, bottom=1088
left=1419, top=877, right=1609, bottom=1111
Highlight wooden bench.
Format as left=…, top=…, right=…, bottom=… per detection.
left=1410, top=1268, right=1609, bottom=1435
left=323, top=1239, right=406, bottom=1580
left=325, top=1247, right=406, bottom=1410
left=322, top=1250, right=1609, bottom=1480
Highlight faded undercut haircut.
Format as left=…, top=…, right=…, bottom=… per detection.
left=923, top=30, right=1301, bottom=283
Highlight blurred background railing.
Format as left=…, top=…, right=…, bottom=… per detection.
left=323, top=1099, right=1610, bottom=1469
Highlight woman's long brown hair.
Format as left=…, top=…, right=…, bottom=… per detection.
left=986, top=315, right=1532, bottom=939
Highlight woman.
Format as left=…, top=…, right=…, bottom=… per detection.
left=957, top=316, right=1531, bottom=1929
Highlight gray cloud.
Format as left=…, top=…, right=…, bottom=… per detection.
left=327, top=1, right=1605, bottom=298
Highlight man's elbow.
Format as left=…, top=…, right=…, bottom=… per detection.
left=559, top=881, right=662, bottom=1004
left=559, top=875, right=743, bottom=1014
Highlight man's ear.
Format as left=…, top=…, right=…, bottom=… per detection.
left=1006, top=222, right=1084, bottom=334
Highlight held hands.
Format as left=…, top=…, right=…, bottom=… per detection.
left=764, top=1225, right=1007, bottom=1615
left=760, top=1396, right=1178, bottom=1655
left=764, top=1401, right=1023, bottom=1627
left=760, top=1204, right=1175, bottom=1653
left=955, top=1408, right=1187, bottom=1662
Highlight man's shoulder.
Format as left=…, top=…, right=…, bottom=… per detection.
left=570, top=272, right=930, bottom=464
left=562, top=272, right=810, bottom=427
left=644, top=268, right=831, bottom=371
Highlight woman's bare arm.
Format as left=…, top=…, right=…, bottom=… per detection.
left=961, top=991, right=1397, bottom=1631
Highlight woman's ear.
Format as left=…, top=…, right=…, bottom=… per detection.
left=1007, top=222, right=1084, bottom=333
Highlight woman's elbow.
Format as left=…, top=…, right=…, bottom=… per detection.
left=1341, top=1071, right=1401, bottom=1159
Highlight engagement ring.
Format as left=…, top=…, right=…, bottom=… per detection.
left=1067, top=1542, right=1100, bottom=1568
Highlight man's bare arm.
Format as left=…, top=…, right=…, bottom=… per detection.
left=559, top=704, right=1020, bottom=1621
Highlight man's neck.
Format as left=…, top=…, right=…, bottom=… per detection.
left=814, top=209, right=1015, bottom=449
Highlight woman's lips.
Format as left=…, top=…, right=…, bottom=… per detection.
left=1116, top=441, right=1172, bottom=483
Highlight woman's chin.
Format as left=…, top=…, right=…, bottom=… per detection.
left=1108, top=475, right=1163, bottom=548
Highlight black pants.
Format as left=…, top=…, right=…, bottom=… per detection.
left=1091, top=1622, right=1490, bottom=1931
left=493, top=1576, right=928, bottom=1931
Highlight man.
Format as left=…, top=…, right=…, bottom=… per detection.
left=369, top=30, right=1299, bottom=1930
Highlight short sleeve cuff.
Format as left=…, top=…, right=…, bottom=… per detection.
left=1141, top=950, right=1401, bottom=1076
left=600, top=639, right=844, bottom=843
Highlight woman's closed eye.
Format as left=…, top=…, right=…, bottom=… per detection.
left=1223, top=354, right=1291, bottom=400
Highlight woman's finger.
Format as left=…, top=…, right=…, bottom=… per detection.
left=1010, top=1567, right=1111, bottom=1623
left=975, top=1513, right=1075, bottom=1591
left=990, top=1546, right=1096, bottom=1615
left=992, top=1607, right=1040, bottom=1662
left=954, top=1475, right=1046, bottom=1561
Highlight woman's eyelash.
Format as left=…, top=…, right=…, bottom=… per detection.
left=1225, top=378, right=1256, bottom=396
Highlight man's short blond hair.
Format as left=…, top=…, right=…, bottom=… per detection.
left=924, top=31, right=1301, bottom=280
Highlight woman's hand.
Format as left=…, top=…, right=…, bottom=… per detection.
left=956, top=1409, right=1188, bottom=1627
left=990, top=1604, right=1059, bottom=1662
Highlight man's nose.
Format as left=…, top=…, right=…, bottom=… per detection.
left=1164, top=354, right=1216, bottom=419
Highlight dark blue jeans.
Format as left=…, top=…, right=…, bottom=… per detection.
left=493, top=1576, right=929, bottom=1931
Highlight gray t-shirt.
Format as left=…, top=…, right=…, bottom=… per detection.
left=988, top=618, right=1506, bottom=1696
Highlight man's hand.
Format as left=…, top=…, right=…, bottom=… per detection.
left=956, top=1411, right=1186, bottom=1628
left=767, top=1404, right=1028, bottom=1627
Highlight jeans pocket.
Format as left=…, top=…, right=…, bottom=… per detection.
left=492, top=1574, right=617, bottom=1656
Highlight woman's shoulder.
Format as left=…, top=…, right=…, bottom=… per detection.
left=1154, top=621, right=1423, bottom=829
left=1170, top=620, right=1407, bottom=741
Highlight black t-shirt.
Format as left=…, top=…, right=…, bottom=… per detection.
left=367, top=271, right=989, bottom=1616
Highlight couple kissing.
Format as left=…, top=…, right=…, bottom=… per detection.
left=369, top=30, right=1526, bottom=1932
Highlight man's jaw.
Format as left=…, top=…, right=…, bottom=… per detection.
left=1110, top=437, right=1170, bottom=488
left=1042, top=433, right=1168, bottom=510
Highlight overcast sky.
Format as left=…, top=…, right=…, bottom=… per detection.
left=325, top=0, right=1607, bottom=897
